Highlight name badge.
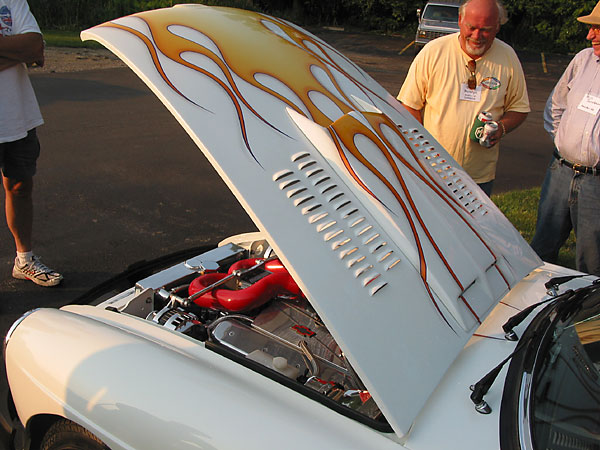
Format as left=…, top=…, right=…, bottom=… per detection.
left=460, top=84, right=482, bottom=102
left=577, top=93, right=600, bottom=115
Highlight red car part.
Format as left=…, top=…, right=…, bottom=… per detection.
left=188, top=258, right=301, bottom=312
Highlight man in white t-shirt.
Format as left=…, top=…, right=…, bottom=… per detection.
left=0, top=0, right=62, bottom=286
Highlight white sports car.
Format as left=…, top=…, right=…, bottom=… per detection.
left=3, top=5, right=600, bottom=450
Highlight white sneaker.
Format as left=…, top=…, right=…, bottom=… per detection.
left=12, top=256, right=63, bottom=287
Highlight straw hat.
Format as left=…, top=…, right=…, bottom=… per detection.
left=578, top=1, right=600, bottom=25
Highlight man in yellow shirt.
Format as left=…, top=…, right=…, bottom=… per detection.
left=398, top=0, right=529, bottom=195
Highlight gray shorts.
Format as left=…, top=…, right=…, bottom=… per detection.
left=0, top=129, right=41, bottom=180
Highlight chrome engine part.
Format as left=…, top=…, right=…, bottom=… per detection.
left=115, top=239, right=382, bottom=421
left=210, top=298, right=352, bottom=385
left=148, top=305, right=200, bottom=334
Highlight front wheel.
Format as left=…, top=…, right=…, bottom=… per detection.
left=41, top=419, right=109, bottom=450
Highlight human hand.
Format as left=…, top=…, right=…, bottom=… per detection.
left=33, top=39, right=45, bottom=67
left=486, top=127, right=502, bottom=147
left=27, top=53, right=44, bottom=68
left=482, top=120, right=506, bottom=147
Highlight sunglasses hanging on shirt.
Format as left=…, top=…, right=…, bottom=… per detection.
left=466, top=59, right=477, bottom=90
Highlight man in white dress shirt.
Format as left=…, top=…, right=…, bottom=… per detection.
left=530, top=1, right=600, bottom=276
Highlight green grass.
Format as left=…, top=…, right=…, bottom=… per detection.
left=43, top=30, right=104, bottom=48
left=492, top=187, right=576, bottom=269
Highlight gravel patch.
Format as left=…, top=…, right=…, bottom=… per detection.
left=30, top=47, right=126, bottom=73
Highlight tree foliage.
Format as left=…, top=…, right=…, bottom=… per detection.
left=28, top=0, right=594, bottom=53
left=27, top=0, right=255, bottom=29
left=500, top=0, right=597, bottom=52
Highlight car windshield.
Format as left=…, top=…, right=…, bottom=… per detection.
left=531, top=292, right=600, bottom=448
left=422, top=5, right=459, bottom=22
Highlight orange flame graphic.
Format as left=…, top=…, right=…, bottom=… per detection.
left=99, top=6, right=509, bottom=327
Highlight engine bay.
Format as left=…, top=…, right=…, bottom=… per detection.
left=98, top=234, right=387, bottom=429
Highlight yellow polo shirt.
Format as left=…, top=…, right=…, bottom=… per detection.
left=398, top=33, right=530, bottom=183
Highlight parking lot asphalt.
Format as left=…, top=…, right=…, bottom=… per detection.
left=0, top=30, right=571, bottom=445
left=0, top=66, right=258, bottom=447
left=0, top=66, right=256, bottom=314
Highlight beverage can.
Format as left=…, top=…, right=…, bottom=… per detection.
left=469, top=111, right=493, bottom=142
left=479, top=121, right=498, bottom=148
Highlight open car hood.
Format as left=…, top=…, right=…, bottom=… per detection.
left=82, top=5, right=540, bottom=437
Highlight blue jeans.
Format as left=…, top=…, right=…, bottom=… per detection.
left=530, top=156, right=600, bottom=276
left=477, top=180, right=494, bottom=197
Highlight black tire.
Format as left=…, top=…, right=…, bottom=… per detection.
left=41, top=419, right=109, bottom=450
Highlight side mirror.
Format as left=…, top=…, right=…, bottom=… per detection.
left=417, top=8, right=421, bottom=20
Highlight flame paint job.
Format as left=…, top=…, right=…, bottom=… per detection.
left=98, top=8, right=373, bottom=160
left=81, top=6, right=541, bottom=436
left=94, top=7, right=506, bottom=328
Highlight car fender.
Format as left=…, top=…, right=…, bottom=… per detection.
left=6, top=307, right=402, bottom=450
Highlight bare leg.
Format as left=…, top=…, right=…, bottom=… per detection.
left=3, top=175, right=33, bottom=253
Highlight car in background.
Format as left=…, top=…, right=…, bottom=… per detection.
left=2, top=5, right=599, bottom=450
left=415, top=1, right=460, bottom=53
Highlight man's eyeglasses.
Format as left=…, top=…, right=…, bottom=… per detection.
left=466, top=59, right=477, bottom=90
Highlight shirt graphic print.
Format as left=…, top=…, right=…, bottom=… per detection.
left=0, top=5, right=12, bottom=35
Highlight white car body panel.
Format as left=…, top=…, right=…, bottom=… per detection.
left=5, top=263, right=592, bottom=450
left=6, top=308, right=401, bottom=450
left=10, top=6, right=596, bottom=450
left=76, top=6, right=539, bottom=437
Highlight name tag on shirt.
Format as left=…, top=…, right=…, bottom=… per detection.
left=577, top=93, right=600, bottom=115
left=460, top=84, right=482, bottom=102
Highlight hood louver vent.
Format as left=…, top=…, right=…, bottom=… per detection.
left=273, top=153, right=402, bottom=296
left=401, top=127, right=489, bottom=216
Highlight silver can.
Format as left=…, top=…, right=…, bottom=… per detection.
left=479, top=121, right=498, bottom=148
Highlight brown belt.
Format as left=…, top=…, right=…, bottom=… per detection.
left=554, top=151, right=600, bottom=176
